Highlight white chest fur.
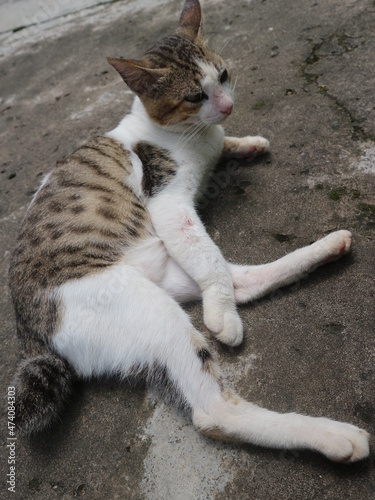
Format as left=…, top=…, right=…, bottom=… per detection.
left=107, top=97, right=225, bottom=202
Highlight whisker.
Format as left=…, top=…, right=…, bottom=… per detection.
left=218, top=36, right=237, bottom=57
left=217, top=31, right=248, bottom=56
left=177, top=121, right=208, bottom=148
left=231, top=75, right=238, bottom=96
left=176, top=123, right=198, bottom=147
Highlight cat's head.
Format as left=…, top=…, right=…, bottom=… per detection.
left=107, top=0, right=233, bottom=127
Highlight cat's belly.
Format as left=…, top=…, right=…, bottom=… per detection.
left=120, top=235, right=168, bottom=285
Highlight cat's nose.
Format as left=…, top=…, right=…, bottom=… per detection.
left=220, top=100, right=233, bottom=115
left=214, top=90, right=233, bottom=116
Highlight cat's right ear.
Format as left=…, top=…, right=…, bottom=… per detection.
left=107, top=58, right=168, bottom=96
left=177, top=0, right=202, bottom=40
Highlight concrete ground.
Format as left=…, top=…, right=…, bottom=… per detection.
left=1, top=0, right=374, bottom=498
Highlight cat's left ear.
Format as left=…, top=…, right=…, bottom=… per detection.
left=177, top=0, right=202, bottom=40
left=107, top=58, right=168, bottom=96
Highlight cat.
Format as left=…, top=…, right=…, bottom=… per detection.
left=9, top=0, right=370, bottom=463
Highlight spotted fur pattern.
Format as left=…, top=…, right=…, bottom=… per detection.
left=133, top=141, right=177, bottom=196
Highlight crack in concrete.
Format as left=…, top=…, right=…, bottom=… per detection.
left=325, top=95, right=375, bottom=143
left=302, top=22, right=375, bottom=142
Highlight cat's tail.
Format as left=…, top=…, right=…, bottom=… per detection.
left=13, top=353, right=75, bottom=434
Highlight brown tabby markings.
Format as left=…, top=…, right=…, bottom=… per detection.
left=9, top=136, right=155, bottom=352
left=145, top=34, right=207, bottom=74
left=143, top=34, right=220, bottom=124
left=194, top=388, right=242, bottom=443
left=148, top=33, right=227, bottom=112
left=133, top=141, right=177, bottom=197
left=9, top=0, right=234, bottom=429
left=108, top=33, right=227, bottom=125
left=189, top=331, right=221, bottom=382
left=196, top=425, right=239, bottom=443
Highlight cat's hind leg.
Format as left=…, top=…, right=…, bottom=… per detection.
left=159, top=230, right=353, bottom=306
left=160, top=258, right=201, bottom=303
left=53, top=263, right=219, bottom=407
left=53, top=263, right=369, bottom=462
left=230, top=230, right=353, bottom=304
left=193, top=391, right=370, bottom=463
left=223, top=136, right=270, bottom=159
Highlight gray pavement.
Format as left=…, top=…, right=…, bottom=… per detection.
left=1, top=0, right=374, bottom=498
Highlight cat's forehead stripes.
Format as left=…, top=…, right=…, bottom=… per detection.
left=145, top=34, right=207, bottom=71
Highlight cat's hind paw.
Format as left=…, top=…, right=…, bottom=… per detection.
left=315, top=230, right=352, bottom=265
left=314, top=419, right=370, bottom=463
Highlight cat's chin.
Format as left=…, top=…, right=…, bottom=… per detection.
left=201, top=112, right=232, bottom=126
left=212, top=115, right=231, bottom=125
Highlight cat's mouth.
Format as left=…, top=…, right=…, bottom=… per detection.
left=201, top=109, right=233, bottom=126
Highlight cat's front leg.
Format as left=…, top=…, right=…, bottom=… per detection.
left=201, top=281, right=243, bottom=346
left=148, top=195, right=243, bottom=346
left=223, top=136, right=270, bottom=159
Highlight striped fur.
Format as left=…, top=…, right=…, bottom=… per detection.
left=9, top=137, right=153, bottom=347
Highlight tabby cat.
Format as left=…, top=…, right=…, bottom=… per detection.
left=9, top=0, right=369, bottom=463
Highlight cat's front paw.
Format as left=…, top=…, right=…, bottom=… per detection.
left=312, top=418, right=370, bottom=463
left=224, top=136, right=270, bottom=159
left=204, top=307, right=243, bottom=347
left=241, top=136, right=270, bottom=158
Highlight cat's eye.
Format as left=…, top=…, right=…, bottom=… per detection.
left=220, top=69, right=229, bottom=84
left=185, top=91, right=207, bottom=103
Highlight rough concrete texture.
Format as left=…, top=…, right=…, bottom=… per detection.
left=1, top=0, right=374, bottom=498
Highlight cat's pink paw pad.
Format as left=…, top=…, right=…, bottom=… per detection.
left=226, top=136, right=270, bottom=159
left=319, top=230, right=352, bottom=264
left=339, top=231, right=352, bottom=254
left=338, top=241, right=347, bottom=253
left=241, top=136, right=270, bottom=158
left=242, top=146, right=257, bottom=158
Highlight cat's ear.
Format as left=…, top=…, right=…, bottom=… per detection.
left=177, top=0, right=202, bottom=40
left=107, top=58, right=168, bottom=96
